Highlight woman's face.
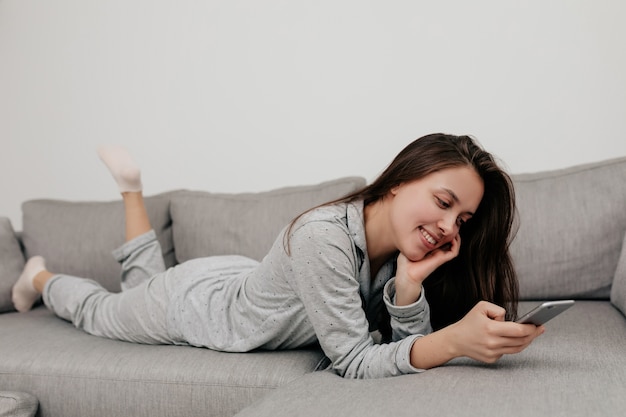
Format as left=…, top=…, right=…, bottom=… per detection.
left=388, top=166, right=484, bottom=262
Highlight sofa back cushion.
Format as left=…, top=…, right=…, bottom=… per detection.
left=0, top=218, right=26, bottom=313
left=511, top=156, right=626, bottom=300
left=171, top=177, right=366, bottom=263
left=21, top=192, right=177, bottom=293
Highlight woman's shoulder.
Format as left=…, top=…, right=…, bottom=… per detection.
left=289, top=200, right=364, bottom=241
left=286, top=201, right=365, bottom=265
left=297, top=200, right=360, bottom=226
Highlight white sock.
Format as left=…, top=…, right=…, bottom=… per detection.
left=12, top=256, right=46, bottom=313
left=97, top=145, right=143, bottom=193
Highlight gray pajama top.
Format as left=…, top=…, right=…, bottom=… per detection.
left=167, top=200, right=433, bottom=379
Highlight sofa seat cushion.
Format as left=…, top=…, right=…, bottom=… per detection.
left=0, top=307, right=328, bottom=417
left=511, top=157, right=626, bottom=299
left=171, top=177, right=366, bottom=262
left=0, top=217, right=25, bottom=313
left=235, top=301, right=626, bottom=417
left=20, top=192, right=178, bottom=292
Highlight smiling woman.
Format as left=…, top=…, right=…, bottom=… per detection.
left=12, top=133, right=540, bottom=379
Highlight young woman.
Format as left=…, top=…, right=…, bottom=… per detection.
left=12, top=133, right=544, bottom=379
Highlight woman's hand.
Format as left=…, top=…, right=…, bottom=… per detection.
left=447, top=301, right=545, bottom=363
left=394, top=234, right=461, bottom=306
left=410, top=301, right=545, bottom=369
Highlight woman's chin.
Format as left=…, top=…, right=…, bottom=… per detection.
left=401, top=249, right=428, bottom=262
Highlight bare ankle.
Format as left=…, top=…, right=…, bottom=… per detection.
left=33, top=270, right=54, bottom=293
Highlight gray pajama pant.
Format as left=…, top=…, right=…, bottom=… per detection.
left=42, top=230, right=179, bottom=345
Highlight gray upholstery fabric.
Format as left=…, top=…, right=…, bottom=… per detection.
left=21, top=192, right=178, bottom=292
left=235, top=301, right=626, bottom=417
left=171, top=177, right=366, bottom=263
left=0, top=307, right=328, bottom=417
left=511, top=157, right=626, bottom=299
left=610, top=232, right=626, bottom=317
left=0, top=391, right=38, bottom=417
left=0, top=217, right=25, bottom=313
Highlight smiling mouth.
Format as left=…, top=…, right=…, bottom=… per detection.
left=419, top=227, right=438, bottom=246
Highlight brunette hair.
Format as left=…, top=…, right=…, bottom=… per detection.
left=287, top=133, right=519, bottom=330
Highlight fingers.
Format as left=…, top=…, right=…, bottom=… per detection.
left=421, top=243, right=457, bottom=268
left=475, top=300, right=506, bottom=321
left=428, top=233, right=461, bottom=264
left=482, top=330, right=542, bottom=361
left=449, top=233, right=461, bottom=255
left=489, top=320, right=541, bottom=338
left=457, top=302, right=545, bottom=364
left=484, top=313, right=545, bottom=348
left=397, top=234, right=461, bottom=287
left=471, top=330, right=542, bottom=363
left=492, top=323, right=544, bottom=360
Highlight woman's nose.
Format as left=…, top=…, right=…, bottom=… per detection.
left=438, top=214, right=457, bottom=236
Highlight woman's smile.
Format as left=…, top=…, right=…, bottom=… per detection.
left=419, top=226, right=439, bottom=248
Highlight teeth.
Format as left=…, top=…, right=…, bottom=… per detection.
left=420, top=228, right=436, bottom=245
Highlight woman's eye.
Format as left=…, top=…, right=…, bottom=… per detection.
left=456, top=217, right=466, bottom=227
left=436, top=197, right=451, bottom=209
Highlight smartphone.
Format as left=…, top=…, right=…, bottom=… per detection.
left=515, top=300, right=575, bottom=325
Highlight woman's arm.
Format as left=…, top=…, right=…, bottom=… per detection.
left=382, top=278, right=432, bottom=341
left=393, top=234, right=461, bottom=306
left=286, top=221, right=422, bottom=378
left=409, top=301, right=545, bottom=369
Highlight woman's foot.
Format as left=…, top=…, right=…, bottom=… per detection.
left=97, top=145, right=143, bottom=193
left=12, top=256, right=46, bottom=312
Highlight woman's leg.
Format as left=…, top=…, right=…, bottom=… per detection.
left=120, top=192, right=151, bottom=242
left=113, top=229, right=167, bottom=291
left=97, top=145, right=150, bottom=242
left=98, top=146, right=166, bottom=289
left=13, top=147, right=165, bottom=304
left=43, top=273, right=173, bottom=344
left=13, top=256, right=174, bottom=344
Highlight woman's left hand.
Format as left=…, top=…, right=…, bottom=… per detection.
left=394, top=233, right=461, bottom=306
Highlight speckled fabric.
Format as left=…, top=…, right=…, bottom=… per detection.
left=43, top=201, right=432, bottom=379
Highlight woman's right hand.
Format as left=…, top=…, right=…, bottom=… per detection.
left=394, top=233, right=461, bottom=306
left=447, top=301, right=545, bottom=364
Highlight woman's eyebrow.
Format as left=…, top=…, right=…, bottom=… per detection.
left=442, top=187, right=459, bottom=203
left=442, top=187, right=475, bottom=216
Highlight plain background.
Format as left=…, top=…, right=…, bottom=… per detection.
left=1, top=0, right=625, bottom=230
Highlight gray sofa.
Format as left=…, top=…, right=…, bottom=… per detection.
left=1, top=158, right=625, bottom=417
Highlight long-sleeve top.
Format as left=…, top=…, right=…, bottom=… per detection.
left=168, top=200, right=433, bottom=378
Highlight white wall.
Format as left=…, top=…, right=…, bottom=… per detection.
left=2, top=0, right=625, bottom=230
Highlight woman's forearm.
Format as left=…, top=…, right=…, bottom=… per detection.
left=409, top=325, right=459, bottom=369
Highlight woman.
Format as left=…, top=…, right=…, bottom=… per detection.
left=12, top=133, right=543, bottom=379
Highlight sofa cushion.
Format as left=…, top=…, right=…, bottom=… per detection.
left=234, top=301, right=626, bottom=417
left=0, top=391, right=38, bottom=417
left=171, top=177, right=366, bottom=263
left=511, top=157, right=626, bottom=300
left=0, top=217, right=25, bottom=313
left=610, top=232, right=626, bottom=317
left=0, top=307, right=328, bottom=417
left=21, top=192, right=178, bottom=293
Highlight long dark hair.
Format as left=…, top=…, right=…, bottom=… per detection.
left=287, top=133, right=519, bottom=330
